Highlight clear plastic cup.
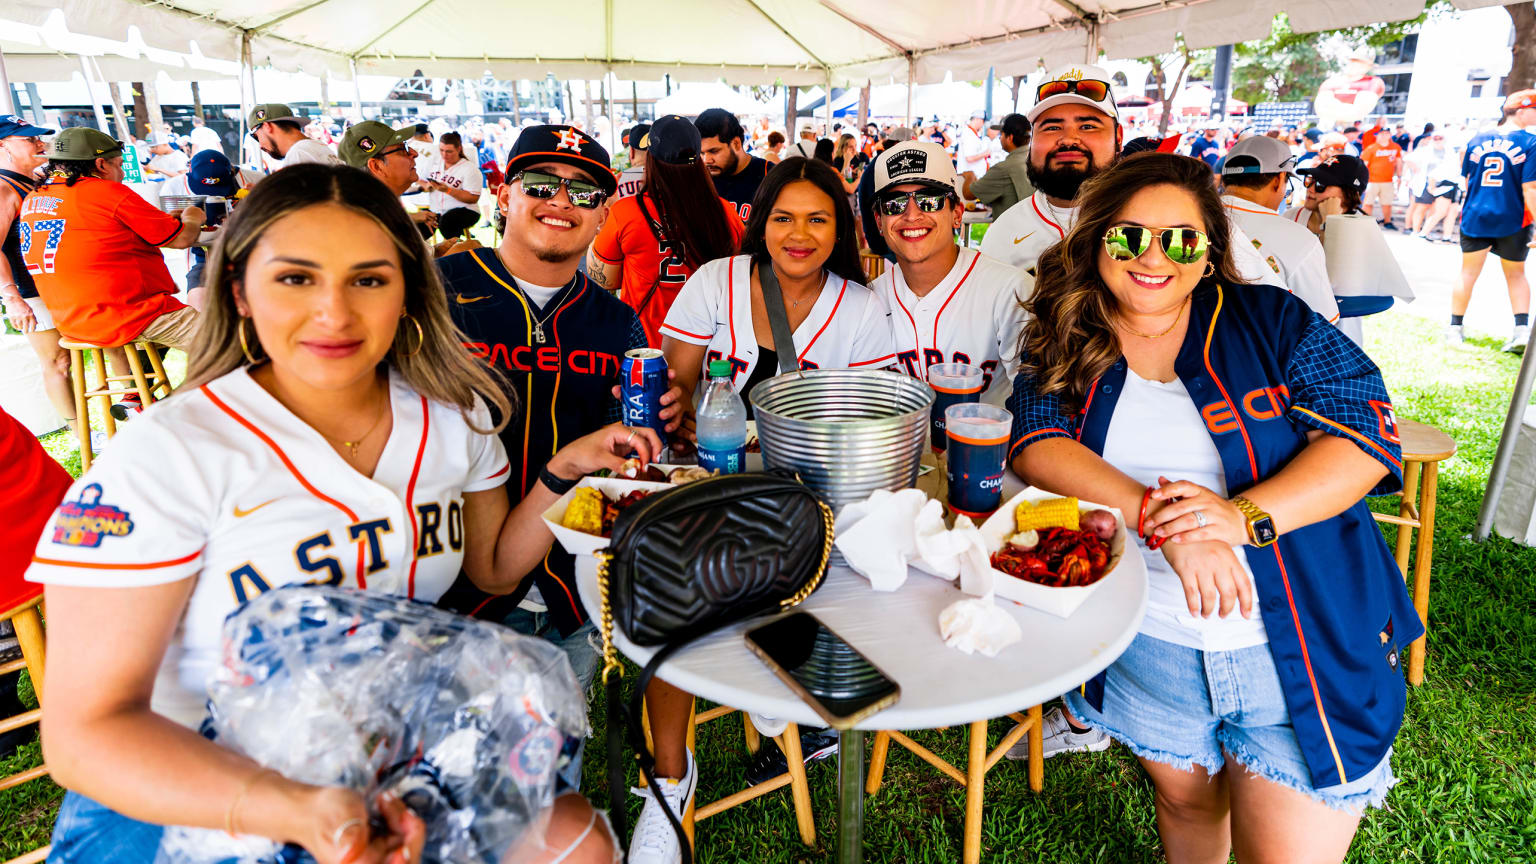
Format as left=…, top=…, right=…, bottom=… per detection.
left=944, top=403, right=1012, bottom=517
left=927, top=363, right=985, bottom=453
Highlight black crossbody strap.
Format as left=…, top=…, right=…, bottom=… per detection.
left=755, top=261, right=802, bottom=375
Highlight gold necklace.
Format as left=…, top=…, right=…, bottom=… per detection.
left=1119, top=295, right=1190, bottom=339
left=322, top=388, right=390, bottom=459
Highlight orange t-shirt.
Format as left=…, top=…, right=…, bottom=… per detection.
left=18, top=177, right=185, bottom=346
left=1360, top=140, right=1402, bottom=183
left=591, top=192, right=743, bottom=347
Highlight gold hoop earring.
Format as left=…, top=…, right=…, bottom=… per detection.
left=238, top=316, right=262, bottom=365
left=399, top=313, right=424, bottom=358
left=1204, top=262, right=1216, bottom=278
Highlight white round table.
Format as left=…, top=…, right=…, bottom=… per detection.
left=574, top=528, right=1146, bottom=862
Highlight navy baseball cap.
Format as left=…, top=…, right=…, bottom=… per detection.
left=504, top=124, right=617, bottom=195
left=1299, top=155, right=1369, bottom=195
left=187, top=150, right=238, bottom=197
left=625, top=123, right=651, bottom=150
left=0, top=114, right=55, bottom=138
left=644, top=115, right=701, bottom=166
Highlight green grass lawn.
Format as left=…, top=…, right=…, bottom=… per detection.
left=4, top=311, right=1535, bottom=861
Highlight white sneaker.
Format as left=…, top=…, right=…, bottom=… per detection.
left=1504, top=324, right=1530, bottom=354
left=629, top=750, right=697, bottom=864
left=1005, top=706, right=1111, bottom=761
left=1444, top=324, right=1466, bottom=346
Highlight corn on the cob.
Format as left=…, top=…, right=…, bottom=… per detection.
left=1014, top=497, right=1081, bottom=533
left=562, top=487, right=606, bottom=534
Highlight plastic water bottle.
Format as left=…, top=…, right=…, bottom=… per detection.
left=695, top=360, right=748, bottom=474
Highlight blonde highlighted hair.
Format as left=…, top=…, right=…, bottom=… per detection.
left=182, top=163, right=512, bottom=432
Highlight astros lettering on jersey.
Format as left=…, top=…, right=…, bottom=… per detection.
left=27, top=367, right=508, bottom=728
left=873, top=246, right=1033, bottom=406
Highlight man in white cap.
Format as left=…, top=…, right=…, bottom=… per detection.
left=867, top=140, right=1032, bottom=407
left=957, top=109, right=991, bottom=181
left=1219, top=136, right=1341, bottom=323
left=981, top=64, right=1287, bottom=292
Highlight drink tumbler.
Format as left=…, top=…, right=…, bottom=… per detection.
left=620, top=348, right=669, bottom=455
left=927, top=363, right=984, bottom=452
left=945, top=403, right=1012, bottom=519
left=203, top=196, right=229, bottom=227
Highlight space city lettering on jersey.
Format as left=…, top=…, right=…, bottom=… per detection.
left=1198, top=385, right=1292, bottom=435
left=463, top=342, right=622, bottom=376
left=51, top=484, right=135, bottom=547
left=225, top=500, right=466, bottom=603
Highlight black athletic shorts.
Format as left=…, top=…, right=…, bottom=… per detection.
left=1462, top=224, right=1534, bottom=262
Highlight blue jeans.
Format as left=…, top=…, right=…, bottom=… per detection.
left=49, top=791, right=164, bottom=864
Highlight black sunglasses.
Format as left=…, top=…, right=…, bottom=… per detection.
left=513, top=169, right=607, bottom=209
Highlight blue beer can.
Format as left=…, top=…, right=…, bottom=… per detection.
left=945, top=403, right=1012, bottom=519
left=621, top=348, right=669, bottom=452
left=927, top=363, right=985, bottom=453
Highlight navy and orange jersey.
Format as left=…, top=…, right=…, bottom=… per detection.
left=1007, top=282, right=1419, bottom=790
left=435, top=247, right=645, bottom=634
left=0, top=168, right=40, bottom=299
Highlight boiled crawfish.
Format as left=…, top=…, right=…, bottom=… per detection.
left=991, top=526, right=1111, bottom=588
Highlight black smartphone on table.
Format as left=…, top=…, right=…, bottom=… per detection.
left=744, top=612, right=900, bottom=730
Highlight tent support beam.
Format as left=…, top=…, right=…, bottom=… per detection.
left=1476, top=343, right=1536, bottom=541
left=819, top=1, right=911, bottom=56
left=743, top=0, right=831, bottom=69
left=353, top=0, right=442, bottom=59
left=78, top=55, right=111, bottom=134
left=240, top=32, right=254, bottom=147
left=251, top=0, right=344, bottom=32
left=350, top=58, right=363, bottom=118
left=0, top=46, right=16, bottom=115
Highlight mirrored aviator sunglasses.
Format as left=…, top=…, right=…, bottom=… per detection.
left=877, top=189, right=950, bottom=217
left=1035, top=78, right=1111, bottom=103
left=515, top=169, right=606, bottom=209
left=1102, top=225, right=1210, bottom=265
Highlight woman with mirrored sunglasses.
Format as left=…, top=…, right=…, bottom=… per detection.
left=1008, top=154, right=1418, bottom=863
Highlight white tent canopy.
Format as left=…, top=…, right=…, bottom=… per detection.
left=2, top=0, right=1491, bottom=88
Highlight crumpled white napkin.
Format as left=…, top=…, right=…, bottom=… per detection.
left=939, top=595, right=1022, bottom=657
left=836, top=490, right=1003, bottom=594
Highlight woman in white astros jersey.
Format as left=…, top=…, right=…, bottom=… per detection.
left=29, top=164, right=637, bottom=864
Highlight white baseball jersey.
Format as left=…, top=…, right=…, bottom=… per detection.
left=660, top=254, right=895, bottom=391
left=1221, top=195, right=1341, bottom=323
left=27, top=367, right=508, bottom=729
left=614, top=165, right=645, bottom=200
left=957, top=126, right=990, bottom=178
left=281, top=137, right=341, bottom=167
left=873, top=246, right=1032, bottom=406
left=426, top=157, right=484, bottom=214
left=980, top=190, right=1291, bottom=294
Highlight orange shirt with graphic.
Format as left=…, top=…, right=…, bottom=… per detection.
left=1360, top=140, right=1402, bottom=183
left=591, top=192, right=742, bottom=347
left=18, top=177, right=184, bottom=346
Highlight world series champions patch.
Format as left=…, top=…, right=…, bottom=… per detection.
left=52, top=483, right=135, bottom=547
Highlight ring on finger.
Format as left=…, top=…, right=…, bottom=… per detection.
left=1193, top=509, right=1208, bottom=528
left=624, top=430, right=636, bottom=444
left=331, top=817, right=366, bottom=849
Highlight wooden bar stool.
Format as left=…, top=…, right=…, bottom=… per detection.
left=865, top=707, right=1044, bottom=864
left=640, top=700, right=816, bottom=849
left=2, top=583, right=50, bottom=864
left=59, top=337, right=172, bottom=472
left=860, top=250, right=886, bottom=284
left=1371, top=418, right=1456, bottom=686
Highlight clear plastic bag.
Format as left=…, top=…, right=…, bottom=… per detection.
left=155, top=585, right=589, bottom=864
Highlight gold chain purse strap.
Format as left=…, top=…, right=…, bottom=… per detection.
left=595, top=498, right=833, bottom=685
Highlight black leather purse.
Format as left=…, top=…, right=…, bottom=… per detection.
left=595, top=471, right=834, bottom=863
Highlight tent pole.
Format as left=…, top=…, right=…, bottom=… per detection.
left=824, top=69, right=832, bottom=134
left=0, top=46, right=17, bottom=115
left=1475, top=341, right=1536, bottom=541
left=350, top=58, right=363, bottom=119
left=905, top=57, right=914, bottom=126
left=78, top=56, right=111, bottom=134
left=1085, top=19, right=1100, bottom=63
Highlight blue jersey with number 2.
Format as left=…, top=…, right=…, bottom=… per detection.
left=1461, top=129, right=1536, bottom=239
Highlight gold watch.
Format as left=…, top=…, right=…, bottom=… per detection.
left=1231, top=496, right=1278, bottom=547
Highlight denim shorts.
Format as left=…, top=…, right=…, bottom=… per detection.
left=1065, top=633, right=1396, bottom=813
left=49, top=791, right=166, bottom=864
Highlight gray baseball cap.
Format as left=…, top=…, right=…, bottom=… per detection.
left=1221, top=135, right=1300, bottom=177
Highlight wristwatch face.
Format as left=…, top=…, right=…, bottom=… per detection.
left=1251, top=515, right=1278, bottom=546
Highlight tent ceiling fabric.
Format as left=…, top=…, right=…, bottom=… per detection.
left=13, top=0, right=1458, bottom=86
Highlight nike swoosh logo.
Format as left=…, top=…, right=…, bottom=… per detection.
left=233, top=499, right=279, bottom=518
left=1012, top=231, right=1036, bottom=245
left=455, top=295, right=488, bottom=304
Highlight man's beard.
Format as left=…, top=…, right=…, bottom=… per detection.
left=710, top=149, right=741, bottom=177
left=1026, top=146, right=1105, bottom=201
left=532, top=242, right=582, bottom=264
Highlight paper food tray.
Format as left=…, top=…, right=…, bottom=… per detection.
left=541, top=476, right=674, bottom=558
left=977, top=488, right=1127, bottom=617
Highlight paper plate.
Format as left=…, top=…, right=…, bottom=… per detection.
left=977, top=488, right=1127, bottom=617
left=541, top=477, right=674, bottom=558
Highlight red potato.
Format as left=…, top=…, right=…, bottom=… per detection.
left=1080, top=509, right=1117, bottom=541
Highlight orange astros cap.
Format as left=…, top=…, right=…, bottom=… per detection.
left=1506, top=90, right=1536, bottom=111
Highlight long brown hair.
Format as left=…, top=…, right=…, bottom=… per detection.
left=641, top=155, right=739, bottom=271
left=1019, top=153, right=1248, bottom=414
left=182, top=163, right=512, bottom=432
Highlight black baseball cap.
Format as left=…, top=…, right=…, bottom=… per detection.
left=626, top=123, right=651, bottom=151
left=504, top=124, right=617, bottom=195
left=989, top=113, right=1029, bottom=142
left=695, top=108, right=745, bottom=143
left=1298, top=155, right=1368, bottom=195
left=645, top=115, right=701, bottom=165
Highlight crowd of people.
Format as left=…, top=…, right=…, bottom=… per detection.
left=2, top=60, right=1531, bottom=864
